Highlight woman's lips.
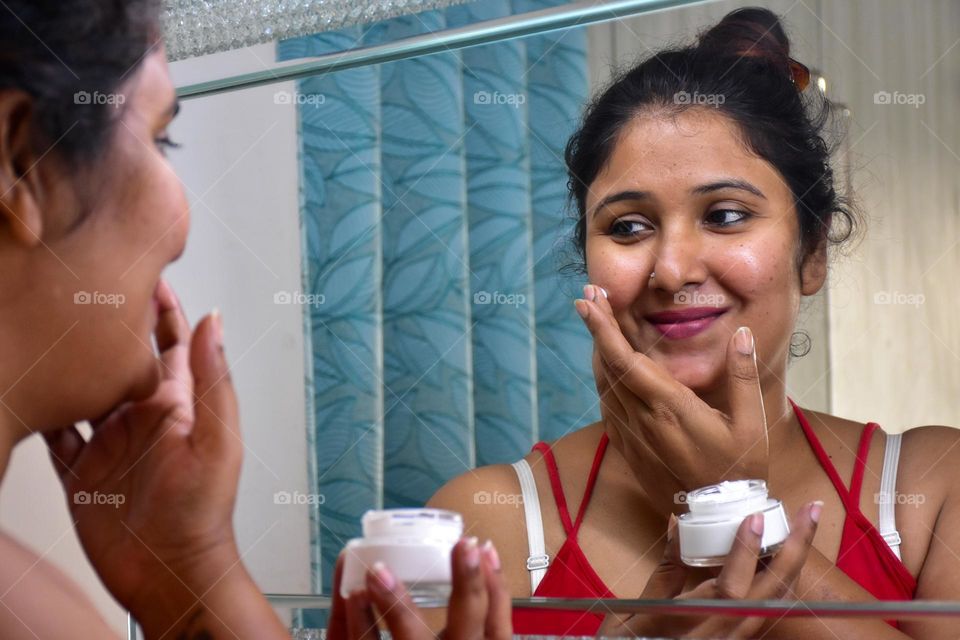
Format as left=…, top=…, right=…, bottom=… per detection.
left=646, top=308, right=729, bottom=339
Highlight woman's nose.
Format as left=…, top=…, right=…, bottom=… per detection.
left=649, top=228, right=709, bottom=294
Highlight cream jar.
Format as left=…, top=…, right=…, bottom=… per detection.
left=340, top=508, right=463, bottom=601
left=678, top=479, right=789, bottom=567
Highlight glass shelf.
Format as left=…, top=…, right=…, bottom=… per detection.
left=127, top=594, right=960, bottom=639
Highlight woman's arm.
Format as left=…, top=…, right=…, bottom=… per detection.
left=0, top=532, right=120, bottom=640
left=760, top=546, right=910, bottom=639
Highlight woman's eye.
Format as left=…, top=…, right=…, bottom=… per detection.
left=706, top=209, right=751, bottom=227
left=155, top=135, right=182, bottom=155
left=609, top=218, right=650, bottom=237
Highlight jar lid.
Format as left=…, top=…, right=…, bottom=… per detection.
left=361, top=508, right=463, bottom=542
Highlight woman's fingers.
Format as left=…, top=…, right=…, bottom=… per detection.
left=444, top=537, right=488, bottom=640
left=345, top=590, right=380, bottom=640
left=575, top=285, right=675, bottom=408
left=712, top=513, right=764, bottom=599
left=724, top=325, right=767, bottom=447
left=188, top=311, right=240, bottom=455
left=42, top=425, right=85, bottom=482
left=153, top=278, right=192, bottom=385
left=479, top=541, right=512, bottom=640
left=593, top=348, right=629, bottom=439
left=690, top=502, right=822, bottom=639
left=748, top=501, right=821, bottom=599
left=327, top=552, right=349, bottom=640
left=364, top=562, right=429, bottom=640
left=356, top=539, right=509, bottom=640
left=641, top=515, right=688, bottom=599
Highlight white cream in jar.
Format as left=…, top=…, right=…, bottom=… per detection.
left=678, top=479, right=789, bottom=567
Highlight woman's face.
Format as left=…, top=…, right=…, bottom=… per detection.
left=584, top=108, right=825, bottom=396
left=0, top=47, right=188, bottom=433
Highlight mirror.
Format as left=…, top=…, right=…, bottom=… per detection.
left=160, top=0, right=959, bottom=623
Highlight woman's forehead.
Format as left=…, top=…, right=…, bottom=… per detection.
left=589, top=109, right=790, bottom=205
left=125, top=48, right=176, bottom=121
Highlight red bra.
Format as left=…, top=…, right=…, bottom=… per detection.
left=511, top=399, right=917, bottom=635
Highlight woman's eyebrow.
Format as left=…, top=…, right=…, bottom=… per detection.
left=590, top=179, right=766, bottom=218
left=691, top=179, right=766, bottom=199
left=590, top=189, right=652, bottom=218
left=166, top=98, right=180, bottom=120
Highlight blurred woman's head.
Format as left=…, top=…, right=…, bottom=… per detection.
left=0, top=1, right=188, bottom=436
left=565, top=7, right=860, bottom=398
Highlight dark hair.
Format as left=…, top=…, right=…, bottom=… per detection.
left=565, top=7, right=861, bottom=278
left=0, top=1, right=161, bottom=166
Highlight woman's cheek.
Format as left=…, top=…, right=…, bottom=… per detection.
left=589, top=243, right=650, bottom=298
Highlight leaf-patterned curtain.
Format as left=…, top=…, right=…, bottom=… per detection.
left=278, top=0, right=596, bottom=593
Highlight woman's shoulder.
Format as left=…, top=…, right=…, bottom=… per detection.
left=806, top=408, right=960, bottom=483
left=0, top=530, right=118, bottom=639
left=897, top=424, right=960, bottom=489
left=427, top=460, right=524, bottom=516
left=427, top=423, right=605, bottom=514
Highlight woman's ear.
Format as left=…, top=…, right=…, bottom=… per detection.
left=0, top=89, right=45, bottom=248
left=800, top=236, right=828, bottom=296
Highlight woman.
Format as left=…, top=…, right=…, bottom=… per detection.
left=430, top=7, right=960, bottom=639
left=0, top=2, right=509, bottom=638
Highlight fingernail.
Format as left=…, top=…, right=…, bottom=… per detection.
left=583, top=284, right=596, bottom=301
left=464, top=536, right=481, bottom=568
left=371, top=561, right=396, bottom=590
left=482, top=539, right=501, bottom=571
left=666, top=513, right=678, bottom=543
left=599, top=286, right=608, bottom=299
left=735, top=326, right=754, bottom=355
left=370, top=561, right=397, bottom=591
left=750, top=512, right=764, bottom=537
left=211, top=308, right=224, bottom=344
left=574, top=299, right=589, bottom=320
left=810, top=500, right=824, bottom=524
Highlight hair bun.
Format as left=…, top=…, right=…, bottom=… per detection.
left=697, top=7, right=794, bottom=76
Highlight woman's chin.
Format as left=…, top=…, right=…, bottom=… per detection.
left=125, top=357, right=163, bottom=403
left=652, top=352, right=725, bottom=393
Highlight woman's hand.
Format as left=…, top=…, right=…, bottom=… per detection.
left=576, top=284, right=768, bottom=517
left=42, top=280, right=286, bottom=638
left=329, top=537, right=511, bottom=640
left=599, top=501, right=822, bottom=639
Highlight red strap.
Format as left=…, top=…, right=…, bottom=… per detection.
left=789, top=397, right=857, bottom=512
left=532, top=433, right=611, bottom=538
left=573, top=433, right=610, bottom=534
left=849, top=422, right=878, bottom=508
left=532, top=441, right=576, bottom=535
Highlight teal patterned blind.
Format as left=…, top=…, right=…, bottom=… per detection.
left=279, top=0, right=597, bottom=593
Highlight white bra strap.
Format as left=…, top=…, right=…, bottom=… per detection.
left=511, top=459, right=549, bottom=593
left=878, top=432, right=903, bottom=560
